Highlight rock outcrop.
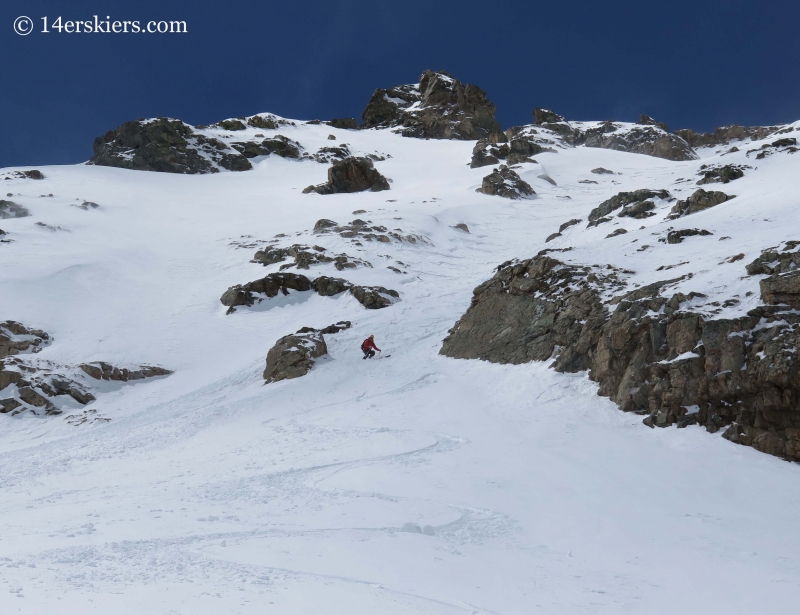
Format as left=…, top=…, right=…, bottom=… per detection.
left=89, top=118, right=253, bottom=174
left=532, top=108, right=697, bottom=161
left=303, top=157, right=390, bottom=194
left=312, top=218, right=425, bottom=245
left=1, top=321, right=51, bottom=358
left=252, top=244, right=369, bottom=271
left=78, top=362, right=172, bottom=382
left=220, top=273, right=314, bottom=311
left=476, top=165, right=535, bottom=199
left=668, top=189, right=735, bottom=219
left=361, top=70, right=503, bottom=140
left=696, top=164, right=745, bottom=185
left=2, top=170, right=44, bottom=180
left=221, top=273, right=399, bottom=312
left=230, top=135, right=301, bottom=159
left=470, top=135, right=551, bottom=168
left=349, top=285, right=400, bottom=309
left=263, top=321, right=351, bottom=383
left=326, top=118, right=358, bottom=130
left=675, top=124, right=780, bottom=148
left=1, top=322, right=170, bottom=417
left=587, top=189, right=671, bottom=226
left=0, top=200, right=30, bottom=219
left=441, top=243, right=800, bottom=462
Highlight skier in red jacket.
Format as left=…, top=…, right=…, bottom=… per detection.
left=361, top=335, right=381, bottom=359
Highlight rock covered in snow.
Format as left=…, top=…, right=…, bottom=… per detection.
left=220, top=273, right=314, bottom=310
left=587, top=189, right=671, bottom=226
left=0, top=321, right=51, bottom=359
left=361, top=70, right=503, bottom=140
left=470, top=134, right=551, bottom=168
left=263, top=322, right=351, bottom=384
left=476, top=165, right=535, bottom=199
left=303, top=157, right=390, bottom=194
left=1, top=322, right=171, bottom=417
left=668, top=189, right=735, bottom=219
left=89, top=118, right=253, bottom=174
left=696, top=164, right=746, bottom=185
left=0, top=200, right=30, bottom=219
left=78, top=362, right=172, bottom=382
left=531, top=108, right=697, bottom=161
left=230, top=135, right=302, bottom=159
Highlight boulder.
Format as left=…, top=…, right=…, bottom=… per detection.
left=477, top=165, right=535, bottom=199
left=264, top=321, right=352, bottom=383
left=303, top=157, right=390, bottom=194
left=361, top=70, right=503, bottom=140
left=89, top=118, right=252, bottom=174
left=264, top=330, right=328, bottom=384
left=349, top=285, right=399, bottom=309
left=0, top=200, right=30, bottom=219
left=668, top=189, right=734, bottom=219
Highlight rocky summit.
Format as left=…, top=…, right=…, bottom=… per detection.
left=361, top=70, right=503, bottom=140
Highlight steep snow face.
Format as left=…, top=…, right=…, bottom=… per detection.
left=1, top=117, right=800, bottom=613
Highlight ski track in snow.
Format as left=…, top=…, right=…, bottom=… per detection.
left=2, top=120, right=800, bottom=613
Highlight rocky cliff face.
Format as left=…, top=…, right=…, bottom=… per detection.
left=361, top=70, right=503, bottom=140
left=441, top=244, right=800, bottom=462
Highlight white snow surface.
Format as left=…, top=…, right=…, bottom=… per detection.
left=2, top=119, right=800, bottom=613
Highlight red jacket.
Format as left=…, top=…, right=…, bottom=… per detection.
left=362, top=338, right=380, bottom=351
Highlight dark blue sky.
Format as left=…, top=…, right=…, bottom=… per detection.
left=2, top=0, right=799, bottom=168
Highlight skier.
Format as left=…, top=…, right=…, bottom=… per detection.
left=361, top=335, right=381, bottom=359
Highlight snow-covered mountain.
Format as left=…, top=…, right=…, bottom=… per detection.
left=2, top=70, right=800, bottom=614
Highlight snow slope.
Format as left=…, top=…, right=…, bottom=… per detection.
left=1, top=119, right=800, bottom=614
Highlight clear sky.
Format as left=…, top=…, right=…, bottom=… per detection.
left=2, top=0, right=799, bottom=168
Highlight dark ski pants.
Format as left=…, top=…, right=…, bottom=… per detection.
left=362, top=349, right=376, bottom=359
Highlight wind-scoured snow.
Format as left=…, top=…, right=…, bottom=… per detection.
left=1, top=119, right=800, bottom=614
